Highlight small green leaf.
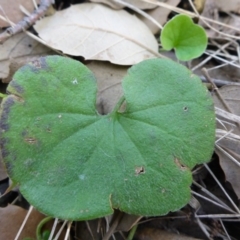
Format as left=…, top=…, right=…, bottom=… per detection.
left=160, top=14, right=207, bottom=61
left=0, top=56, right=215, bottom=220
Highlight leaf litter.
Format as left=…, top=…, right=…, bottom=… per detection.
left=34, top=3, right=160, bottom=65
left=213, top=85, right=240, bottom=199
left=1, top=0, right=240, bottom=239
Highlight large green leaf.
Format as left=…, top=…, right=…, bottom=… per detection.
left=0, top=56, right=215, bottom=220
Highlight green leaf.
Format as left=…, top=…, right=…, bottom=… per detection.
left=160, top=14, right=208, bottom=61
left=0, top=56, right=215, bottom=220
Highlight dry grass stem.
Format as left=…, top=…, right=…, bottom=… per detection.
left=204, top=163, right=240, bottom=213
left=191, top=190, right=236, bottom=213
left=14, top=205, right=33, bottom=240
left=143, top=0, right=240, bottom=39
left=54, top=220, right=68, bottom=240
left=113, top=0, right=162, bottom=29
left=48, top=218, right=59, bottom=240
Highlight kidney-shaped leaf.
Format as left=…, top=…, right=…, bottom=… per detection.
left=0, top=56, right=215, bottom=220
left=160, top=14, right=207, bottom=61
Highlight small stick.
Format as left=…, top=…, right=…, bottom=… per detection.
left=199, top=75, right=240, bottom=87
left=0, top=0, right=53, bottom=44
left=202, top=68, right=232, bottom=113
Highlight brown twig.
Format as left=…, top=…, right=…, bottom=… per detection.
left=202, top=68, right=232, bottom=112
left=202, top=67, right=240, bottom=131
left=199, top=75, right=240, bottom=87
left=0, top=0, right=53, bottom=44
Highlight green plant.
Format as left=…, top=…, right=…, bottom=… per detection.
left=0, top=56, right=215, bottom=220
left=160, top=14, right=208, bottom=61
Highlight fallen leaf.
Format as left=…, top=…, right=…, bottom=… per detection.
left=200, top=0, right=240, bottom=38
left=214, top=0, right=240, bottom=13
left=0, top=0, right=40, bottom=27
left=87, top=61, right=127, bottom=114
left=89, top=0, right=158, bottom=9
left=0, top=205, right=65, bottom=239
left=213, top=85, right=240, bottom=198
left=116, top=213, right=142, bottom=231
left=0, top=32, right=54, bottom=82
left=34, top=3, right=159, bottom=65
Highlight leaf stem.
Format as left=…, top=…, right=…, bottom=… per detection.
left=110, top=95, right=125, bottom=116
left=36, top=216, right=53, bottom=240
left=0, top=93, right=7, bottom=98
left=127, top=224, right=138, bottom=240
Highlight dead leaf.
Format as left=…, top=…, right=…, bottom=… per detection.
left=87, top=61, right=127, bottom=114
left=116, top=213, right=142, bottom=231
left=139, top=0, right=181, bottom=35
left=0, top=205, right=65, bottom=239
left=135, top=228, right=203, bottom=240
left=89, top=0, right=158, bottom=9
left=200, top=0, right=240, bottom=37
left=213, top=85, right=240, bottom=198
left=34, top=3, right=159, bottom=65
left=0, top=0, right=40, bottom=27
left=0, top=32, right=54, bottom=82
left=214, top=0, right=240, bottom=13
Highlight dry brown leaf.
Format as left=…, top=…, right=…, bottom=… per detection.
left=214, top=0, right=240, bottom=13
left=89, top=0, right=158, bottom=9
left=0, top=32, right=54, bottom=82
left=116, top=213, right=142, bottom=231
left=213, top=85, right=240, bottom=198
left=139, top=0, right=181, bottom=34
left=0, top=205, right=65, bottom=239
left=0, top=0, right=40, bottom=27
left=34, top=3, right=159, bottom=65
left=87, top=61, right=128, bottom=114
left=200, top=0, right=240, bottom=37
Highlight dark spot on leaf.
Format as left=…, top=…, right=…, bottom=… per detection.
left=174, top=158, right=187, bottom=171
left=135, top=166, right=145, bottom=175
left=0, top=122, right=9, bottom=132
left=0, top=97, right=15, bottom=159
left=24, top=137, right=38, bottom=145
left=21, top=130, right=28, bottom=137
left=0, top=97, right=15, bottom=133
left=27, top=57, right=50, bottom=73
left=10, top=80, right=24, bottom=94
left=2, top=97, right=15, bottom=110
left=0, top=139, right=9, bottom=158
left=4, top=161, right=13, bottom=175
